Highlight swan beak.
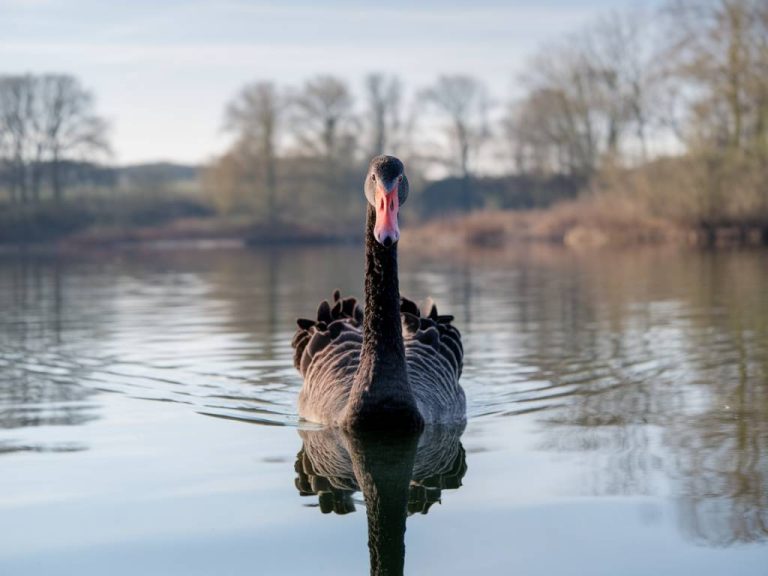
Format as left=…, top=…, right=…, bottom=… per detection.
left=374, top=184, right=400, bottom=247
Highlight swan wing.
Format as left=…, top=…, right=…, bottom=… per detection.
left=293, top=290, right=363, bottom=423
left=292, top=291, right=465, bottom=424
left=400, top=296, right=465, bottom=421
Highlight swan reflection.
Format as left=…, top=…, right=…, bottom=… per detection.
left=295, top=425, right=466, bottom=575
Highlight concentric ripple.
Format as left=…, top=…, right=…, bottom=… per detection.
left=1, top=248, right=767, bottom=499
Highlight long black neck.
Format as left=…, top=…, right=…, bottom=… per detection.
left=344, top=205, right=421, bottom=431
left=362, top=204, right=406, bottom=371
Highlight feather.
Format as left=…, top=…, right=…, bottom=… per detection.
left=402, top=312, right=420, bottom=335
left=297, top=318, right=315, bottom=330
left=331, top=299, right=343, bottom=319
left=342, top=297, right=357, bottom=318
left=400, top=297, right=420, bottom=317
left=317, top=300, right=332, bottom=324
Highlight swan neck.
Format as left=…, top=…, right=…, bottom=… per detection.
left=343, top=205, right=421, bottom=431
left=362, top=204, right=405, bottom=369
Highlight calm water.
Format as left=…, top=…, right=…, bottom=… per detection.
left=0, top=245, right=766, bottom=575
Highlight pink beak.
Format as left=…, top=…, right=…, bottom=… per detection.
left=374, top=184, right=400, bottom=246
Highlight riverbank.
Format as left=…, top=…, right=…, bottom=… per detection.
left=2, top=196, right=767, bottom=253
left=0, top=214, right=362, bottom=254
left=402, top=197, right=768, bottom=253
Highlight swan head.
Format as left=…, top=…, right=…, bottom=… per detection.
left=364, top=155, right=409, bottom=247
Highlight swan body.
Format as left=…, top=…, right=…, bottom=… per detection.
left=293, top=156, right=465, bottom=431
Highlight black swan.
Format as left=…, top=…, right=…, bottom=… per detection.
left=292, top=155, right=465, bottom=431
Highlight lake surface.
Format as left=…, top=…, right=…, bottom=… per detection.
left=0, top=244, right=766, bottom=575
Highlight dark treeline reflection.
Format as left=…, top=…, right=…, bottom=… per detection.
left=295, top=426, right=466, bottom=576
left=0, top=246, right=766, bottom=547
left=0, top=247, right=369, bottom=433
left=449, top=247, right=768, bottom=546
left=0, top=256, right=107, bottom=451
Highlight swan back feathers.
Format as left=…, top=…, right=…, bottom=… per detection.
left=293, top=290, right=465, bottom=425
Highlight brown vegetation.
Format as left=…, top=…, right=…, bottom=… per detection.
left=1, top=1, right=767, bottom=248
left=202, top=0, right=768, bottom=250
left=403, top=200, right=683, bottom=255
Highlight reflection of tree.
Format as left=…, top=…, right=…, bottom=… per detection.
left=0, top=256, right=104, bottom=447
left=295, top=426, right=466, bottom=575
left=665, top=253, right=768, bottom=545
left=7, top=243, right=763, bottom=547
left=201, top=246, right=364, bottom=356
left=0, top=247, right=371, bottom=427
left=497, top=248, right=768, bottom=545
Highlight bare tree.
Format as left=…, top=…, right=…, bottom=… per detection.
left=0, top=113, right=8, bottom=196
left=663, top=0, right=768, bottom=160
left=290, top=75, right=357, bottom=162
left=285, top=75, right=359, bottom=219
left=0, top=75, right=35, bottom=203
left=581, top=10, right=656, bottom=161
left=0, top=74, right=109, bottom=204
left=39, top=75, right=110, bottom=202
left=504, top=88, right=577, bottom=176
left=506, top=10, right=657, bottom=177
left=364, top=73, right=403, bottom=157
left=224, top=80, right=283, bottom=223
left=422, top=75, right=490, bottom=181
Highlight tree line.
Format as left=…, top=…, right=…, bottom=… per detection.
left=204, top=72, right=493, bottom=225
left=1, top=0, right=765, bottom=239
left=0, top=74, right=110, bottom=205
left=210, top=0, right=768, bottom=229
left=506, top=0, right=768, bottom=229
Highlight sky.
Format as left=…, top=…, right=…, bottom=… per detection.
left=1, top=0, right=654, bottom=165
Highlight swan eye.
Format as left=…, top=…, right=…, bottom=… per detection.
left=398, top=175, right=403, bottom=183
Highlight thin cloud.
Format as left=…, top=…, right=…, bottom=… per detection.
left=0, top=0, right=637, bottom=163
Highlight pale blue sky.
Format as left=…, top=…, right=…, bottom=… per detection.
left=1, top=0, right=656, bottom=164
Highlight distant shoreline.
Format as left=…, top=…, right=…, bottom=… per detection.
left=1, top=206, right=767, bottom=254
left=403, top=203, right=768, bottom=252
left=0, top=216, right=362, bottom=254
